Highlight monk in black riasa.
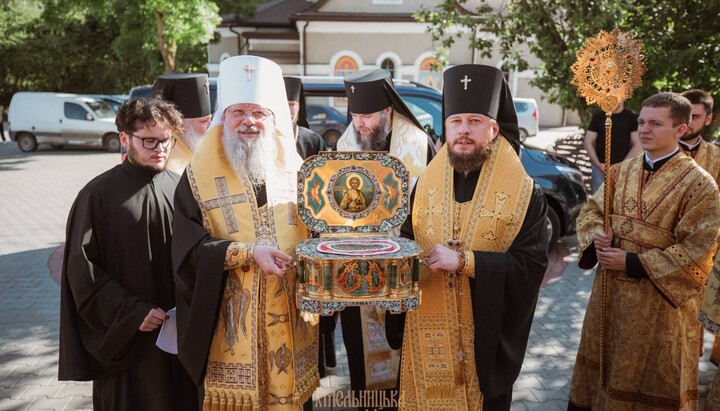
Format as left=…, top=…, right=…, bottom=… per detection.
left=59, top=97, right=198, bottom=411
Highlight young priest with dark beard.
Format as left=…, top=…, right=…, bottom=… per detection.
left=386, top=65, right=549, bottom=411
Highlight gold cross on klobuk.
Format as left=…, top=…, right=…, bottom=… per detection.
left=479, top=192, right=513, bottom=240
left=203, top=177, right=247, bottom=234
left=418, top=187, right=443, bottom=235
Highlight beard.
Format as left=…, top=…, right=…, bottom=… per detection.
left=127, top=144, right=165, bottom=175
left=681, top=129, right=703, bottom=142
left=181, top=125, right=204, bottom=152
left=354, top=112, right=391, bottom=151
left=222, top=123, right=274, bottom=187
left=447, top=138, right=494, bottom=173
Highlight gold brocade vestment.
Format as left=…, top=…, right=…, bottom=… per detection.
left=569, top=154, right=720, bottom=410
left=400, top=137, right=532, bottom=410
left=680, top=139, right=720, bottom=185
left=187, top=126, right=318, bottom=410
left=166, top=137, right=193, bottom=175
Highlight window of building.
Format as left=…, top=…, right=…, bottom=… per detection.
left=380, top=58, right=395, bottom=78
left=333, top=55, right=359, bottom=107
left=418, top=56, right=442, bottom=90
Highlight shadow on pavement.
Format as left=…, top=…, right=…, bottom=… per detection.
left=0, top=246, right=91, bottom=410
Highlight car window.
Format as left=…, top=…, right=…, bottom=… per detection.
left=514, top=102, right=529, bottom=113
left=64, top=102, right=92, bottom=121
left=85, top=99, right=116, bottom=118
left=402, top=95, right=443, bottom=139
left=312, top=112, right=328, bottom=120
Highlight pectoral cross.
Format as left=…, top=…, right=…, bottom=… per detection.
left=444, top=201, right=462, bottom=250
left=203, top=177, right=247, bottom=233
left=244, top=64, right=256, bottom=81
left=350, top=85, right=356, bottom=94
left=460, top=75, right=472, bottom=90
left=417, top=188, right=443, bottom=235
left=479, top=192, right=513, bottom=240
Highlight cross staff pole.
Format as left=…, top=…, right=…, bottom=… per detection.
left=571, top=28, right=645, bottom=387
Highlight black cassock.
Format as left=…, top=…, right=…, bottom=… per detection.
left=386, top=169, right=549, bottom=411
left=296, top=126, right=327, bottom=159
left=59, top=160, right=197, bottom=411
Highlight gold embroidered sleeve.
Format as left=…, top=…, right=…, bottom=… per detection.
left=461, top=251, right=475, bottom=278
left=224, top=242, right=254, bottom=270
left=638, top=177, right=720, bottom=307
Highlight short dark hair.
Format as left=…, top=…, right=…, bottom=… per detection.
left=681, top=89, right=714, bottom=115
left=115, top=97, right=184, bottom=136
left=641, top=92, right=692, bottom=126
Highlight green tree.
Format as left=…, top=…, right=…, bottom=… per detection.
left=215, top=0, right=265, bottom=17
left=416, top=0, right=720, bottom=128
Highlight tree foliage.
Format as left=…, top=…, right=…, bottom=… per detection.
left=215, top=0, right=265, bottom=17
left=0, top=0, right=220, bottom=109
left=416, top=0, right=720, bottom=128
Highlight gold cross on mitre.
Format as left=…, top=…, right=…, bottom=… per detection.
left=479, top=192, right=513, bottom=240
left=244, top=63, right=256, bottom=81
left=460, top=75, right=472, bottom=90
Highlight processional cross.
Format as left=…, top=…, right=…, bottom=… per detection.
left=570, top=27, right=645, bottom=388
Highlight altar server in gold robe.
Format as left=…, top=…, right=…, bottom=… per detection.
left=387, top=64, right=550, bottom=411
left=152, top=73, right=212, bottom=174
left=172, top=55, right=318, bottom=410
left=568, top=92, right=720, bottom=410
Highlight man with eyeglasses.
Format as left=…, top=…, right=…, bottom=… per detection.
left=172, top=56, right=317, bottom=410
left=59, top=98, right=198, bottom=411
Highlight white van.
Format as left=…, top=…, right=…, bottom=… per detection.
left=8, top=92, right=120, bottom=152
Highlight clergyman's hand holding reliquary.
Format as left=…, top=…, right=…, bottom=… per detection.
left=295, top=151, right=422, bottom=323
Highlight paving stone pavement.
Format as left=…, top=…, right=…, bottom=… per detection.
left=0, top=140, right=716, bottom=410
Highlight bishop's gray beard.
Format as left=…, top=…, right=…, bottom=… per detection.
left=181, top=125, right=203, bottom=152
left=354, top=112, right=392, bottom=151
left=448, top=141, right=494, bottom=173
left=222, top=126, right=273, bottom=187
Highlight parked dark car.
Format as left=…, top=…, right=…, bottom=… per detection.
left=301, top=78, right=586, bottom=250
left=306, top=104, right=347, bottom=149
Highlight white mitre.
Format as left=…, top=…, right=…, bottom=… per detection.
left=214, top=55, right=302, bottom=204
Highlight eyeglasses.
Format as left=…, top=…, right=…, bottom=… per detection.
left=130, top=134, right=177, bottom=150
left=229, top=108, right=272, bottom=122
